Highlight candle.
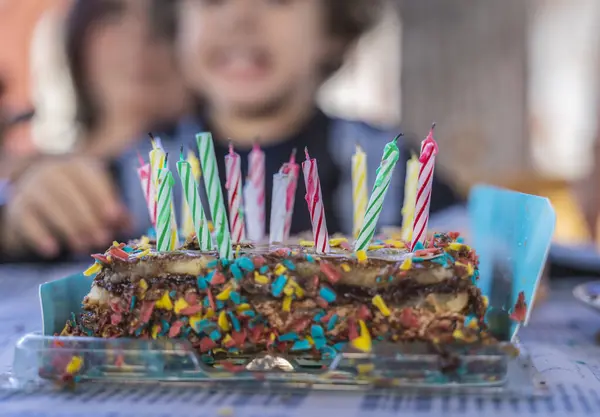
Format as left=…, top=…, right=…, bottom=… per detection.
left=270, top=173, right=290, bottom=244
left=225, top=143, right=246, bottom=243
left=302, top=148, right=330, bottom=253
left=181, top=150, right=201, bottom=239
left=352, top=144, right=368, bottom=239
left=149, top=136, right=179, bottom=250
left=246, top=143, right=265, bottom=241
left=136, top=151, right=156, bottom=226
left=354, top=135, right=402, bottom=251
left=156, top=165, right=175, bottom=252
left=177, top=147, right=212, bottom=251
left=243, top=181, right=261, bottom=242
left=280, top=149, right=299, bottom=241
left=196, top=132, right=233, bottom=259
left=401, top=153, right=419, bottom=241
left=410, top=124, right=439, bottom=251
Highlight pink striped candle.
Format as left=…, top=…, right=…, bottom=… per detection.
left=136, top=151, right=157, bottom=226
left=225, top=143, right=246, bottom=243
left=280, top=148, right=299, bottom=241
left=410, top=124, right=439, bottom=251
left=302, top=148, right=330, bottom=253
left=246, top=143, right=265, bottom=241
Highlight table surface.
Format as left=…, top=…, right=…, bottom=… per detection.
left=1, top=264, right=600, bottom=417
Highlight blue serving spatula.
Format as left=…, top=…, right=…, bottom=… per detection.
left=468, top=184, right=555, bottom=341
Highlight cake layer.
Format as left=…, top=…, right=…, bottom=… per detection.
left=63, top=233, right=491, bottom=358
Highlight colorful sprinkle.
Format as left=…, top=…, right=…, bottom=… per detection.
left=290, top=339, right=312, bottom=351
left=230, top=264, right=243, bottom=280
left=351, top=320, right=372, bottom=352
left=274, top=264, right=287, bottom=275
left=259, top=265, right=269, bottom=274
left=319, top=287, right=337, bottom=303
left=311, top=325, right=325, bottom=339
left=327, top=314, right=338, bottom=331
left=282, top=295, right=293, bottom=312
left=197, top=276, right=209, bottom=290
left=155, top=291, right=173, bottom=311
left=305, top=254, right=315, bottom=263
left=356, top=250, right=368, bottom=263
left=254, top=272, right=270, bottom=285
left=129, top=296, right=136, bottom=311
left=83, top=263, right=102, bottom=276
left=279, top=332, right=299, bottom=342
left=400, top=258, right=412, bottom=270
left=300, top=240, right=315, bottom=247
left=272, top=275, right=288, bottom=297
left=65, top=356, right=84, bottom=374
left=340, top=263, right=351, bottom=272
left=412, top=257, right=424, bottom=262
left=216, top=286, right=232, bottom=301
left=320, top=261, right=342, bottom=284
left=236, top=257, right=255, bottom=271
left=218, top=311, right=230, bottom=331
left=174, top=298, right=190, bottom=314
left=372, top=295, right=391, bottom=316
left=210, top=271, right=226, bottom=285
left=209, top=329, right=222, bottom=341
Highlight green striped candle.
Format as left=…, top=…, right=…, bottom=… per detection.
left=354, top=135, right=401, bottom=251
left=196, top=132, right=233, bottom=259
left=156, top=167, right=175, bottom=252
left=177, top=148, right=213, bottom=251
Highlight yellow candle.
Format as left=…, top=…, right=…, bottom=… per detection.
left=181, top=150, right=202, bottom=239
left=352, top=144, right=368, bottom=239
left=401, top=154, right=419, bottom=241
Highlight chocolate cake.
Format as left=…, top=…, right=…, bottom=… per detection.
left=62, top=232, right=494, bottom=360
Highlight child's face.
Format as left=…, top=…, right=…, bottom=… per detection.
left=177, top=0, right=333, bottom=116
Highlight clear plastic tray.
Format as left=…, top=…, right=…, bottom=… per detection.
left=6, top=333, right=548, bottom=397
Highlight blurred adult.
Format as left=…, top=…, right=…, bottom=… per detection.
left=0, top=0, right=188, bottom=259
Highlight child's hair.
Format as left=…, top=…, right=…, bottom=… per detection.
left=151, top=0, right=383, bottom=80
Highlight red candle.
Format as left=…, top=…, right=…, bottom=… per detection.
left=247, top=142, right=266, bottom=241
left=280, top=148, right=300, bottom=241
left=302, top=148, right=330, bottom=253
left=225, top=143, right=246, bottom=243
left=410, top=124, right=439, bottom=251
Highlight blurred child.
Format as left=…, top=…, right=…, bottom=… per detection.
left=0, top=0, right=460, bottom=259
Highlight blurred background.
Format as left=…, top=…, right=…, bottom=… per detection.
left=1, top=0, right=599, bottom=246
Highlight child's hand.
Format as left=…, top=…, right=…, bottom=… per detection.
left=1, top=157, right=130, bottom=258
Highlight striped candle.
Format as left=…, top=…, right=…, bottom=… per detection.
left=177, top=148, right=212, bottom=251
left=302, top=148, right=330, bottom=253
left=400, top=153, right=419, bottom=242
left=269, top=173, right=290, bottom=244
left=354, top=135, right=402, bottom=251
left=156, top=167, right=175, bottom=252
left=246, top=143, right=265, bottom=241
left=196, top=132, right=233, bottom=259
left=225, top=143, right=246, bottom=243
left=410, top=125, right=439, bottom=251
left=280, top=149, right=299, bottom=241
left=181, top=150, right=201, bottom=239
left=352, top=144, right=368, bottom=239
left=149, top=138, right=179, bottom=250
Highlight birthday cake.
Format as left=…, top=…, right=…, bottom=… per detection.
left=61, top=232, right=494, bottom=359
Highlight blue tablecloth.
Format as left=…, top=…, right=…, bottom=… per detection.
left=1, top=264, right=600, bottom=417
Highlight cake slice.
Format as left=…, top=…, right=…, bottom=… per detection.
left=62, top=232, right=493, bottom=358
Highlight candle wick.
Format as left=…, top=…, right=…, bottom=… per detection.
left=393, top=133, right=404, bottom=144
left=229, top=141, right=234, bottom=155
left=180, top=145, right=185, bottom=161
left=304, top=147, right=310, bottom=160
left=431, top=122, right=436, bottom=131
